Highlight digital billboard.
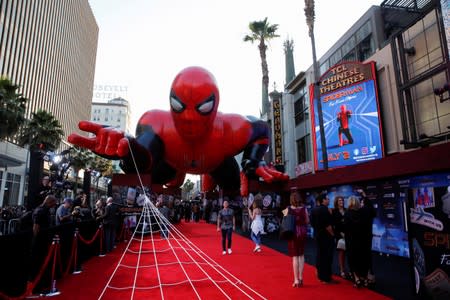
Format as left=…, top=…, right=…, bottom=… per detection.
left=310, top=61, right=384, bottom=170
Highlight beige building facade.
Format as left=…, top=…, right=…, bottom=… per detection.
left=0, top=0, right=98, bottom=206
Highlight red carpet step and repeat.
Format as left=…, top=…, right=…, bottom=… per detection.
left=49, top=221, right=390, bottom=300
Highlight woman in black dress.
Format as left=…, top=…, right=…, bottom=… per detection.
left=332, top=196, right=348, bottom=278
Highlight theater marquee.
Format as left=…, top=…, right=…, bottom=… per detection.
left=272, top=98, right=283, bottom=164
left=310, top=61, right=384, bottom=170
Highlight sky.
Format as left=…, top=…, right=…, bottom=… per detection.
left=88, top=0, right=382, bottom=131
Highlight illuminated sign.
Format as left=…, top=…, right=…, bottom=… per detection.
left=272, top=98, right=283, bottom=164
left=310, top=61, right=384, bottom=170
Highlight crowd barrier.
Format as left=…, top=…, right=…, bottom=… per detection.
left=0, top=218, right=22, bottom=236
left=0, top=220, right=130, bottom=299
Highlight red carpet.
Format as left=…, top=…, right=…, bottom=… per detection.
left=49, top=221, right=390, bottom=299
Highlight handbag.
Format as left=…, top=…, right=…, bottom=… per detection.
left=279, top=214, right=296, bottom=240
left=337, top=238, right=346, bottom=250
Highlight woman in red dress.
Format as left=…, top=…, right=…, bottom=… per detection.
left=282, top=190, right=309, bottom=287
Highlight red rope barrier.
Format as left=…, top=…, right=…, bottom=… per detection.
left=0, top=226, right=104, bottom=299
left=0, top=238, right=52, bottom=299
left=47, top=235, right=61, bottom=295
left=77, top=226, right=101, bottom=245
left=63, top=230, right=78, bottom=276
left=72, top=229, right=81, bottom=274
left=99, top=226, right=105, bottom=256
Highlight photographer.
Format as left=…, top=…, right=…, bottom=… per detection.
left=36, top=176, right=52, bottom=205
left=55, top=198, right=73, bottom=226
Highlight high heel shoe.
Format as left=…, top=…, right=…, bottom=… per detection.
left=353, top=278, right=363, bottom=288
left=292, top=281, right=300, bottom=287
left=298, top=280, right=303, bottom=287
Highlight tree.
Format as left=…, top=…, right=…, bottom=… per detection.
left=70, top=146, right=95, bottom=193
left=0, top=76, right=28, bottom=140
left=18, top=109, right=64, bottom=151
left=18, top=109, right=64, bottom=209
left=243, top=17, right=279, bottom=116
left=88, top=155, right=113, bottom=201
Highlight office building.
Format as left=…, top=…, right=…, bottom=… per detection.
left=0, top=0, right=98, bottom=206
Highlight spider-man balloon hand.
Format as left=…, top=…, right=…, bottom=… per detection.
left=69, top=121, right=129, bottom=157
left=69, top=66, right=288, bottom=195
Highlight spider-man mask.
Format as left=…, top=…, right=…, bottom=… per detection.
left=170, top=66, right=220, bottom=141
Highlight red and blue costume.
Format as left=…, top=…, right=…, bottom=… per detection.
left=337, top=104, right=354, bottom=147
left=68, top=66, right=288, bottom=195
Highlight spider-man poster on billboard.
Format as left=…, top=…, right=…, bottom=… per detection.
left=310, top=61, right=384, bottom=170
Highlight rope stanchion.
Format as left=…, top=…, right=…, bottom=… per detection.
left=23, top=239, right=57, bottom=298
left=43, top=235, right=61, bottom=297
left=0, top=241, right=55, bottom=300
left=72, top=229, right=82, bottom=274
left=98, top=225, right=106, bottom=257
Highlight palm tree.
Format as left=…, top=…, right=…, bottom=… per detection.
left=18, top=109, right=64, bottom=151
left=0, top=76, right=28, bottom=140
left=243, top=17, right=279, bottom=116
left=18, top=109, right=64, bottom=208
left=90, top=155, right=113, bottom=201
left=70, top=146, right=95, bottom=193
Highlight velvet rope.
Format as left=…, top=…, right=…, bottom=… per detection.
left=63, top=231, right=78, bottom=276
left=49, top=236, right=60, bottom=293
left=0, top=240, right=56, bottom=300
left=78, top=226, right=101, bottom=245
left=99, top=226, right=104, bottom=255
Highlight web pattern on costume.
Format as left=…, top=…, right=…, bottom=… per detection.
left=97, top=198, right=267, bottom=300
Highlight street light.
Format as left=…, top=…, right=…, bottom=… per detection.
left=304, top=0, right=328, bottom=170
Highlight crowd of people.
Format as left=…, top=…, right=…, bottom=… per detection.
left=286, top=189, right=376, bottom=288
left=213, top=189, right=376, bottom=290
left=1, top=183, right=377, bottom=294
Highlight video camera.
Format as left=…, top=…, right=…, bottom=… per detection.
left=433, top=83, right=450, bottom=103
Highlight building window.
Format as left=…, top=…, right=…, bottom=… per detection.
left=294, top=94, right=309, bottom=126
left=398, top=9, right=450, bottom=144
left=296, top=134, right=311, bottom=164
left=357, top=35, right=375, bottom=61
left=293, top=84, right=308, bottom=126
left=3, top=173, right=21, bottom=206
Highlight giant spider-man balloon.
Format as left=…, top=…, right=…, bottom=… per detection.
left=68, top=66, right=288, bottom=195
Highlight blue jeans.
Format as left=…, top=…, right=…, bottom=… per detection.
left=251, top=231, right=261, bottom=246
left=221, top=228, right=233, bottom=251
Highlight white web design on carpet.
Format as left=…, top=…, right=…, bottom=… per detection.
left=97, top=198, right=267, bottom=300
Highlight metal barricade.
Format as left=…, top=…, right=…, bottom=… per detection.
left=7, top=218, right=21, bottom=235
left=0, top=219, right=7, bottom=235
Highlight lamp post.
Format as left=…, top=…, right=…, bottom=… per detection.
left=305, top=0, right=328, bottom=170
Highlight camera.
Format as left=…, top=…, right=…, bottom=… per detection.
left=433, top=83, right=450, bottom=96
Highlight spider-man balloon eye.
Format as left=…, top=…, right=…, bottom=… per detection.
left=196, top=94, right=215, bottom=115
left=170, top=95, right=185, bottom=113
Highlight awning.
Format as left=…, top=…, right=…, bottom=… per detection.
left=0, top=153, right=23, bottom=168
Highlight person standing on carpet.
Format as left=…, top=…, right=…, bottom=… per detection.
left=332, top=195, right=348, bottom=279
left=217, top=200, right=235, bottom=255
left=282, top=190, right=309, bottom=287
left=248, top=194, right=264, bottom=252
left=311, top=193, right=336, bottom=283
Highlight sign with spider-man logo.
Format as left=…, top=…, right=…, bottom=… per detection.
left=310, top=61, right=384, bottom=170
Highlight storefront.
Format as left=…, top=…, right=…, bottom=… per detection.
left=289, top=141, right=450, bottom=297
